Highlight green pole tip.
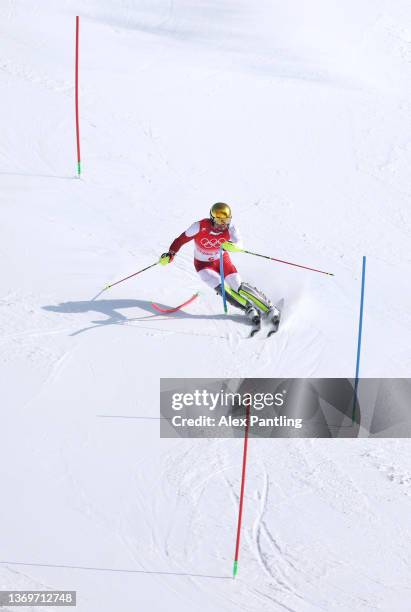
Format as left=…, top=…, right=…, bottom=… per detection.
left=77, top=161, right=81, bottom=176
left=232, top=560, right=238, bottom=577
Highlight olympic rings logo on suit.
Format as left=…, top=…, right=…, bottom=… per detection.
left=200, top=237, right=226, bottom=248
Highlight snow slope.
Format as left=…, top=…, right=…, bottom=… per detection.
left=1, top=1, right=411, bottom=610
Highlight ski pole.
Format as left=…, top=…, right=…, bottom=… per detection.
left=219, top=248, right=228, bottom=314
left=103, top=261, right=159, bottom=291
left=222, top=242, right=334, bottom=276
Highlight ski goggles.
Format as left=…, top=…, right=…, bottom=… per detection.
left=211, top=211, right=231, bottom=226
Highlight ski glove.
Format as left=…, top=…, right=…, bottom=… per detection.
left=159, top=251, right=175, bottom=265
left=220, top=241, right=242, bottom=253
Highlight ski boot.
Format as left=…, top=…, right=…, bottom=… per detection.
left=245, top=304, right=261, bottom=336
left=239, top=283, right=272, bottom=315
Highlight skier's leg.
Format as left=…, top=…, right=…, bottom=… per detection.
left=198, top=275, right=261, bottom=325
left=208, top=256, right=262, bottom=320
left=215, top=284, right=248, bottom=310
left=197, top=267, right=221, bottom=289
left=195, top=258, right=239, bottom=299
left=196, top=267, right=246, bottom=310
left=195, top=258, right=263, bottom=323
left=222, top=265, right=272, bottom=315
left=223, top=263, right=278, bottom=318
left=216, top=254, right=245, bottom=306
left=224, top=272, right=242, bottom=292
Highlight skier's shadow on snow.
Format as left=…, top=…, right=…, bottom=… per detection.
left=43, top=298, right=243, bottom=337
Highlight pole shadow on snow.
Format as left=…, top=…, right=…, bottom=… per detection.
left=42, top=298, right=243, bottom=337
left=0, top=560, right=230, bottom=581
left=0, top=171, right=76, bottom=180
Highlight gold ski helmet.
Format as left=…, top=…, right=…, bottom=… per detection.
left=210, top=202, right=232, bottom=228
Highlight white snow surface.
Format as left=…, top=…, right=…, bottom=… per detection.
left=1, top=1, right=411, bottom=610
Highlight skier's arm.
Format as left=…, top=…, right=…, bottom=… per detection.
left=220, top=225, right=244, bottom=253
left=228, top=224, right=243, bottom=249
left=169, top=221, right=200, bottom=254
left=160, top=221, right=200, bottom=265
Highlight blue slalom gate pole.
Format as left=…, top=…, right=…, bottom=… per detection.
left=219, top=248, right=228, bottom=314
left=353, top=255, right=366, bottom=422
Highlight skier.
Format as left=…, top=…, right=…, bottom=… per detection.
left=159, top=203, right=280, bottom=332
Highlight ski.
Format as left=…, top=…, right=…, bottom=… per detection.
left=249, top=320, right=261, bottom=337
left=267, top=312, right=281, bottom=337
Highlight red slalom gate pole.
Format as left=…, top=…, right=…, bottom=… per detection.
left=232, top=405, right=251, bottom=578
left=75, top=16, right=81, bottom=176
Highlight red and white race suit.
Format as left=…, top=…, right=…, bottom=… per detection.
left=169, top=218, right=243, bottom=290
